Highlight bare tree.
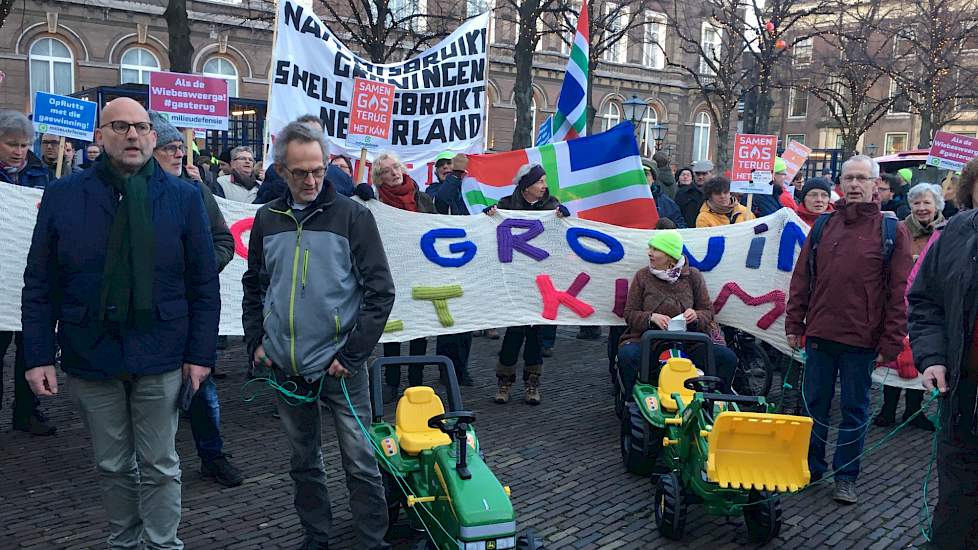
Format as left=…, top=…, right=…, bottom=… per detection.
left=314, top=0, right=459, bottom=63
left=0, top=0, right=16, bottom=32
left=796, top=1, right=899, bottom=157
left=164, top=0, right=194, bottom=73
left=866, top=0, right=978, bottom=147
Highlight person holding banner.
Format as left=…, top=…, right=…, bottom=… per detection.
left=242, top=121, right=394, bottom=550
left=795, top=177, right=835, bottom=227
left=22, top=97, right=220, bottom=549
left=486, top=163, right=569, bottom=405
left=695, top=176, right=755, bottom=228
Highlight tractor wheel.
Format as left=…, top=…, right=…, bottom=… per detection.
left=620, top=402, right=661, bottom=475
left=516, top=528, right=545, bottom=549
left=382, top=470, right=404, bottom=531
left=743, top=490, right=782, bottom=544
left=614, top=381, right=626, bottom=418
left=654, top=472, right=687, bottom=540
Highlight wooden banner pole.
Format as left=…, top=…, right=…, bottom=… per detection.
left=184, top=128, right=195, bottom=170
left=356, top=147, right=368, bottom=184
left=54, top=136, right=65, bottom=179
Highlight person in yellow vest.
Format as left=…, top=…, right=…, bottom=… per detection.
left=695, top=176, right=756, bottom=227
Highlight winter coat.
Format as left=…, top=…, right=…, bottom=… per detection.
left=496, top=186, right=560, bottom=211
left=182, top=171, right=235, bottom=272
left=695, top=201, right=755, bottom=228
left=21, top=162, right=221, bottom=379
left=242, top=181, right=394, bottom=378
left=652, top=186, right=687, bottom=228
left=786, top=200, right=914, bottom=360
left=674, top=185, right=704, bottom=228
left=654, top=163, right=677, bottom=199
left=426, top=170, right=469, bottom=215
left=217, top=173, right=260, bottom=203
left=908, top=209, right=978, bottom=432
left=882, top=196, right=911, bottom=220
left=0, top=151, right=50, bottom=189
left=746, top=193, right=782, bottom=218
left=619, top=263, right=714, bottom=346
left=902, top=214, right=944, bottom=259
left=795, top=204, right=834, bottom=227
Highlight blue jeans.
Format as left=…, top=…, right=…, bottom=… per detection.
left=189, top=377, right=223, bottom=462
left=617, top=340, right=737, bottom=397
left=539, top=325, right=557, bottom=350
left=802, top=338, right=876, bottom=481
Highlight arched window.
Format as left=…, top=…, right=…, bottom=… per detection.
left=202, top=57, right=238, bottom=97
left=639, top=106, right=658, bottom=157
left=120, top=47, right=160, bottom=85
left=599, top=101, right=621, bottom=132
left=30, top=38, right=74, bottom=102
left=691, top=111, right=712, bottom=161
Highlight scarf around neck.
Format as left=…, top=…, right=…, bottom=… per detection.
left=650, top=255, right=686, bottom=284
left=378, top=176, right=418, bottom=212
left=708, top=197, right=736, bottom=215
left=905, top=211, right=945, bottom=240
left=96, top=156, right=156, bottom=330
left=0, top=159, right=25, bottom=184
left=232, top=169, right=259, bottom=190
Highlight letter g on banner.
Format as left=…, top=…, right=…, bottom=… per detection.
left=420, top=228, right=477, bottom=268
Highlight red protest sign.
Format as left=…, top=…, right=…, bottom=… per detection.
left=781, top=140, right=812, bottom=182
left=927, top=130, right=978, bottom=172
left=346, top=78, right=396, bottom=150
left=732, top=133, right=778, bottom=194
left=149, top=71, right=229, bottom=131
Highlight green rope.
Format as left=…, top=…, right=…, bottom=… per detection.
left=242, top=369, right=326, bottom=406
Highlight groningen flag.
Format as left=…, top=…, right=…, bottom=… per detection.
left=551, top=0, right=589, bottom=142
left=461, top=122, right=659, bottom=229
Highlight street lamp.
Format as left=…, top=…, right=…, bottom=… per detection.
left=622, top=94, right=649, bottom=146
left=864, top=143, right=879, bottom=157
left=651, top=123, right=668, bottom=150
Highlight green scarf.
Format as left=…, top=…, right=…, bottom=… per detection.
left=96, top=156, right=156, bottom=330
left=904, top=211, right=945, bottom=240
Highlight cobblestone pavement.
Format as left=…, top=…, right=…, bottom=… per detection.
left=1, top=328, right=937, bottom=549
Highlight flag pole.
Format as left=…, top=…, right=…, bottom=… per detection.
left=55, top=136, right=65, bottom=179
left=481, top=9, right=492, bottom=152
left=263, top=0, right=283, bottom=164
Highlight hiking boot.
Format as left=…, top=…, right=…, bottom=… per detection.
left=201, top=454, right=243, bottom=487
left=494, top=376, right=513, bottom=404
left=458, top=372, right=475, bottom=387
left=832, top=480, right=858, bottom=504
left=13, top=411, right=56, bottom=436
left=382, top=384, right=399, bottom=404
left=873, top=413, right=895, bottom=427
left=908, top=415, right=936, bottom=432
left=524, top=373, right=542, bottom=406
left=541, top=347, right=554, bottom=358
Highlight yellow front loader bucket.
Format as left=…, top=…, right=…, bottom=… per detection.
left=706, top=412, right=813, bottom=493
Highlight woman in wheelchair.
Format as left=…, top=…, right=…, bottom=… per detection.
left=616, top=230, right=738, bottom=395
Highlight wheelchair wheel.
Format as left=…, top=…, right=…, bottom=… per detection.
left=732, top=334, right=773, bottom=397
left=743, top=489, right=782, bottom=544
left=620, top=402, right=661, bottom=475
left=654, top=472, right=687, bottom=540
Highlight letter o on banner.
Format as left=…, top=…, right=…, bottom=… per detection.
left=420, top=228, right=477, bottom=268
left=231, top=217, right=254, bottom=259
left=565, top=227, right=625, bottom=264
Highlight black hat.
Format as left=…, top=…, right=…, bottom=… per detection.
left=800, top=177, right=832, bottom=201
left=219, top=147, right=233, bottom=164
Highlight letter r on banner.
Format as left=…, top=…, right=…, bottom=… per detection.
left=497, top=218, right=549, bottom=263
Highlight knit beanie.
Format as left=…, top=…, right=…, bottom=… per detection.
left=897, top=168, right=913, bottom=185
left=800, top=177, right=832, bottom=201
left=648, top=230, right=684, bottom=261
left=774, top=157, right=787, bottom=174
left=148, top=111, right=183, bottom=148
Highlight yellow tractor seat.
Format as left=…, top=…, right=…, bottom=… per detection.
left=706, top=411, right=814, bottom=492
left=657, top=357, right=698, bottom=411
left=395, top=387, right=452, bottom=454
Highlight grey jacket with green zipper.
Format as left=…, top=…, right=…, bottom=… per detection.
left=242, top=180, right=395, bottom=378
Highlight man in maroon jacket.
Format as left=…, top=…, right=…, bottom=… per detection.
left=786, top=154, right=913, bottom=505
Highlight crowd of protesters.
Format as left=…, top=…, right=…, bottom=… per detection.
left=3, top=99, right=978, bottom=550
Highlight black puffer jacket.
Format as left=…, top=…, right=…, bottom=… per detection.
left=496, top=187, right=560, bottom=211
left=908, top=208, right=978, bottom=431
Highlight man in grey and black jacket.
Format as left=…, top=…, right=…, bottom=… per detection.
left=242, top=121, right=394, bottom=550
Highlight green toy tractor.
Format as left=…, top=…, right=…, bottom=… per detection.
left=367, top=355, right=543, bottom=550
left=619, top=332, right=813, bottom=544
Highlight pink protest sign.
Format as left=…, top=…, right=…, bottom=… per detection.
left=149, top=71, right=230, bottom=131
left=927, top=131, right=978, bottom=172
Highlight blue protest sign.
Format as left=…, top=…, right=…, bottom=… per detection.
left=32, top=92, right=98, bottom=141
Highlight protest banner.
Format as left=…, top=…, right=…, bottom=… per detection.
left=461, top=122, right=658, bottom=229
left=927, top=130, right=978, bottom=172
left=731, top=133, right=777, bottom=195
left=781, top=140, right=812, bottom=182
left=32, top=91, right=98, bottom=178
left=347, top=77, right=396, bottom=181
left=0, top=182, right=808, bottom=356
left=148, top=71, right=230, bottom=131
left=266, top=0, right=489, bottom=168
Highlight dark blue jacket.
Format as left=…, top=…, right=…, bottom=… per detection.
left=0, top=151, right=50, bottom=189
left=22, top=161, right=221, bottom=379
left=254, top=165, right=354, bottom=204
left=426, top=171, right=469, bottom=215
left=652, top=186, right=687, bottom=228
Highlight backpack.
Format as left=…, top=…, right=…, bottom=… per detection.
left=807, top=211, right=898, bottom=294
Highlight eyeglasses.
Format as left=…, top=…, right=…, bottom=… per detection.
left=232, top=156, right=255, bottom=163
left=159, top=144, right=186, bottom=156
left=288, top=167, right=325, bottom=181
left=100, top=121, right=153, bottom=135
left=841, top=174, right=875, bottom=184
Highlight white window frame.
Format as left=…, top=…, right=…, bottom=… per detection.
left=599, top=101, right=622, bottom=132
left=639, top=106, right=659, bottom=157
left=785, top=133, right=806, bottom=145
left=788, top=85, right=808, bottom=118
left=643, top=11, right=666, bottom=70
left=884, top=132, right=909, bottom=155
left=466, top=0, right=495, bottom=44
left=692, top=111, right=711, bottom=161
left=120, top=47, right=161, bottom=85
left=29, top=37, right=75, bottom=103
left=888, top=78, right=910, bottom=115
left=700, top=22, right=721, bottom=76
left=602, top=3, right=629, bottom=64
left=390, top=0, right=428, bottom=32
left=201, top=57, right=239, bottom=98
left=793, top=37, right=813, bottom=65
left=560, top=1, right=580, bottom=56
